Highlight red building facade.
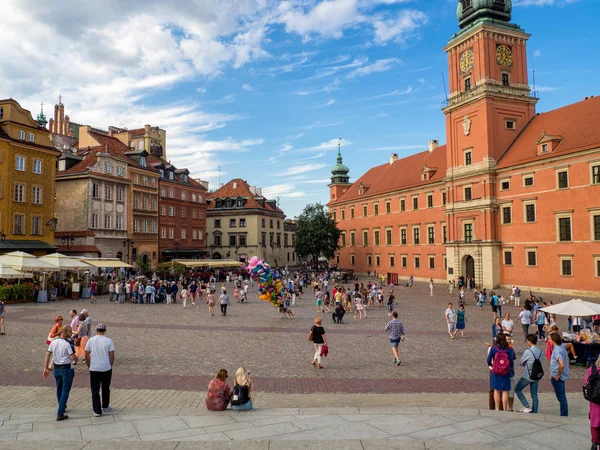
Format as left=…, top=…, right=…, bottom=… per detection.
left=328, top=1, right=600, bottom=296
left=150, top=158, right=208, bottom=261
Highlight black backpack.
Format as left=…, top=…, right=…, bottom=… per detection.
left=528, top=350, right=544, bottom=381
left=231, top=384, right=249, bottom=406
left=583, top=365, right=600, bottom=405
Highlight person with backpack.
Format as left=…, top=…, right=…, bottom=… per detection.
left=231, top=367, right=253, bottom=411
left=487, top=333, right=515, bottom=411
left=514, top=334, right=544, bottom=413
left=584, top=358, right=600, bottom=448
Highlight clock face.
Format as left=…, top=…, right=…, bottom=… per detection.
left=496, top=44, right=513, bottom=67
left=460, top=50, right=474, bottom=73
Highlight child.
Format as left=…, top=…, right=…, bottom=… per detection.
left=387, top=294, right=395, bottom=316
left=234, top=287, right=239, bottom=303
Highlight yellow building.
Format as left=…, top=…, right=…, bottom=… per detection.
left=207, top=179, right=295, bottom=267
left=0, top=99, right=59, bottom=254
left=110, top=125, right=167, bottom=161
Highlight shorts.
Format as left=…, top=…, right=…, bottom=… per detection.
left=90, top=290, right=96, bottom=296
left=447, top=323, right=457, bottom=334
left=390, top=338, right=400, bottom=347
left=316, top=300, right=323, bottom=306
left=491, top=305, right=498, bottom=313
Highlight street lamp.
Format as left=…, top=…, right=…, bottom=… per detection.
left=61, top=236, right=75, bottom=250
left=0, top=230, right=6, bottom=242
left=123, top=238, right=134, bottom=262
left=173, top=242, right=181, bottom=260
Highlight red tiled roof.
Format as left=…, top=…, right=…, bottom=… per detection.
left=331, top=146, right=447, bottom=204
left=57, top=245, right=101, bottom=254
left=91, top=132, right=159, bottom=174
left=129, top=128, right=145, bottom=137
left=498, top=96, right=600, bottom=168
left=207, top=178, right=282, bottom=212
left=55, top=231, right=96, bottom=237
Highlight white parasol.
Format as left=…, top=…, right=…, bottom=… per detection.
left=0, top=263, right=33, bottom=279
left=38, top=253, right=91, bottom=270
left=540, top=299, right=600, bottom=316
left=0, top=251, right=59, bottom=272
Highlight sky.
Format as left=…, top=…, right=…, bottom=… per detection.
left=1, top=0, right=598, bottom=218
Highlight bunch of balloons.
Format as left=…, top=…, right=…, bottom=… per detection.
left=246, top=256, right=284, bottom=308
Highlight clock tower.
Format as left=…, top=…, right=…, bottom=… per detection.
left=443, top=0, right=538, bottom=289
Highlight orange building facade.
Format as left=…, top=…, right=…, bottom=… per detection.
left=328, top=1, right=600, bottom=296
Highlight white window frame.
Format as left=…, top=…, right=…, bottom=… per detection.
left=559, top=256, right=573, bottom=277
left=19, top=130, right=25, bottom=140
left=463, top=184, right=473, bottom=201
left=463, top=149, right=472, bottom=166
left=555, top=211, right=573, bottom=243
left=16, top=155, right=25, bottom=171
left=92, top=214, right=99, bottom=228
left=350, top=254, right=355, bottom=266
left=414, top=255, right=421, bottom=269
left=523, top=199, right=537, bottom=224
left=501, top=204, right=512, bottom=225
left=462, top=220, right=474, bottom=243
left=525, top=248, right=538, bottom=267
left=594, top=256, right=600, bottom=278
left=500, top=178, right=510, bottom=191
left=523, top=174, right=535, bottom=188
left=32, top=186, right=42, bottom=204
left=590, top=209, right=600, bottom=242
left=13, top=214, right=25, bottom=235
left=590, top=162, right=600, bottom=185
left=427, top=224, right=435, bottom=245
left=28, top=132, right=35, bottom=142
left=33, top=159, right=42, bottom=174
left=116, top=215, right=123, bottom=230
left=31, top=215, right=41, bottom=235
left=504, top=248, right=514, bottom=266
left=117, top=166, right=124, bottom=177
left=556, top=168, right=569, bottom=190
left=105, top=163, right=112, bottom=174
left=104, top=215, right=112, bottom=229
left=362, top=230, right=368, bottom=247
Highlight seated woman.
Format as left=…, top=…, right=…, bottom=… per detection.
left=231, top=367, right=253, bottom=411
left=205, top=369, right=232, bottom=411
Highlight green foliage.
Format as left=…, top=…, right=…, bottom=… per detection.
left=0, top=284, right=34, bottom=302
left=294, top=203, right=341, bottom=262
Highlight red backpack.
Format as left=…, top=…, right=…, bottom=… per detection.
left=492, top=347, right=511, bottom=376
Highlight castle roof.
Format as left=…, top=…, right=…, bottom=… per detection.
left=330, top=145, right=447, bottom=205
left=498, top=96, right=600, bottom=168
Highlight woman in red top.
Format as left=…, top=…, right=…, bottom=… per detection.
left=205, top=369, right=232, bottom=411
left=46, top=316, right=63, bottom=345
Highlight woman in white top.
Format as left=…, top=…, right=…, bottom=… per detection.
left=354, top=295, right=364, bottom=320
left=181, top=286, right=189, bottom=309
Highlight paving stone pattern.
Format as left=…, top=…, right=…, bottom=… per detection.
left=0, top=279, right=591, bottom=395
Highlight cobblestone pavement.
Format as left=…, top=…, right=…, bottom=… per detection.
left=0, top=279, right=592, bottom=395
left=0, top=404, right=592, bottom=448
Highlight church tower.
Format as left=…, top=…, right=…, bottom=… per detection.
left=443, top=0, right=538, bottom=289
left=328, top=140, right=351, bottom=202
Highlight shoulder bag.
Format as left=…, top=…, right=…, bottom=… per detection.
left=308, top=326, right=314, bottom=342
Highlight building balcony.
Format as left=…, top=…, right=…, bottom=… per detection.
left=442, top=82, right=538, bottom=109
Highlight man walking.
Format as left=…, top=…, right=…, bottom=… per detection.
left=514, top=334, right=543, bottom=413
left=384, top=311, right=405, bottom=366
left=85, top=323, right=115, bottom=417
left=219, top=289, right=230, bottom=316
left=517, top=306, right=533, bottom=340
left=445, top=303, right=457, bottom=339
left=43, top=327, right=78, bottom=421
left=108, top=281, right=115, bottom=302
left=549, top=332, right=569, bottom=416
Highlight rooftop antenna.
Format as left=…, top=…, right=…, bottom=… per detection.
left=532, top=55, right=537, bottom=98
left=441, top=72, right=448, bottom=102
left=277, top=196, right=280, bottom=208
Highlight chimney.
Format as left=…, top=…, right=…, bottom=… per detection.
left=233, top=181, right=238, bottom=189
left=428, top=139, right=439, bottom=153
left=64, top=115, right=70, bottom=136
left=256, top=187, right=262, bottom=196
left=58, top=103, right=65, bottom=135
left=389, top=153, right=398, bottom=165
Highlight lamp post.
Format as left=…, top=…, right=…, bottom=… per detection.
left=173, top=242, right=181, bottom=260
left=61, top=236, right=75, bottom=250
left=123, top=238, right=134, bottom=263
left=0, top=230, right=6, bottom=242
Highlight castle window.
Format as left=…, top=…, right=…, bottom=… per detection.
left=501, top=180, right=510, bottom=191
left=524, top=175, right=534, bottom=187
left=464, top=150, right=472, bottom=166
left=464, top=77, right=471, bottom=91
left=464, top=187, right=472, bottom=201
left=505, top=120, right=515, bottom=130
left=502, top=72, right=510, bottom=87
left=557, top=170, right=569, bottom=189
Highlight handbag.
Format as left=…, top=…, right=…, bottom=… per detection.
left=320, top=344, right=329, bottom=357
left=308, top=326, right=314, bottom=342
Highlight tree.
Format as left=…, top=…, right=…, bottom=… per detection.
left=294, top=203, right=341, bottom=264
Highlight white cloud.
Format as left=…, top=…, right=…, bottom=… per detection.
left=363, top=86, right=413, bottom=100
left=277, top=0, right=364, bottom=40
left=301, top=138, right=353, bottom=152
left=262, top=184, right=306, bottom=199
left=316, top=99, right=336, bottom=108
left=535, top=85, right=560, bottom=92
left=302, top=121, right=345, bottom=130
left=372, top=10, right=428, bottom=44
left=365, top=144, right=424, bottom=152
left=296, top=152, right=327, bottom=161
left=196, top=87, right=207, bottom=94
left=417, top=77, right=425, bottom=83
left=533, top=50, right=542, bottom=57
left=278, top=163, right=328, bottom=176
left=242, top=83, right=254, bottom=91
left=347, top=58, right=401, bottom=78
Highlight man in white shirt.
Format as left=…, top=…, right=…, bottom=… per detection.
left=43, top=328, right=78, bottom=421
left=501, top=313, right=514, bottom=335
left=445, top=303, right=457, bottom=339
left=85, top=323, right=116, bottom=417
left=517, top=307, right=533, bottom=340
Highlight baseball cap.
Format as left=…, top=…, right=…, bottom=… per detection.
left=81, top=309, right=88, bottom=314
left=96, top=323, right=106, bottom=331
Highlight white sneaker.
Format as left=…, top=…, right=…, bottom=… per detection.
left=102, top=405, right=112, bottom=412
left=520, top=407, right=531, bottom=413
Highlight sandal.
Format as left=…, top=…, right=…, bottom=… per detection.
left=311, top=361, right=317, bottom=366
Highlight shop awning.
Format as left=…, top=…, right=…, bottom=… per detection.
left=173, top=259, right=244, bottom=268
left=80, top=259, right=133, bottom=268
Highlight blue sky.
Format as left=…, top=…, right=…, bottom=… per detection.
left=1, top=0, right=598, bottom=217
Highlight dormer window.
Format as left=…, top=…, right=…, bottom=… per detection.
left=181, top=174, right=188, bottom=183
left=423, top=174, right=427, bottom=181
left=541, top=143, right=548, bottom=153
left=168, top=171, right=174, bottom=180
left=139, top=156, right=146, bottom=167
left=536, top=132, right=563, bottom=156
left=358, top=189, right=363, bottom=195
